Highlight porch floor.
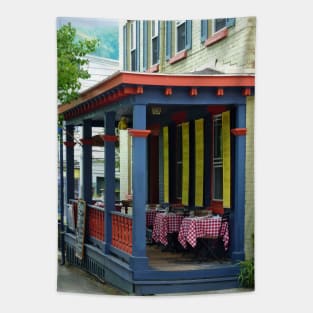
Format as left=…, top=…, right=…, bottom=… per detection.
left=146, top=243, right=232, bottom=271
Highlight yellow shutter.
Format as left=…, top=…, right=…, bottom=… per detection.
left=163, top=126, right=169, bottom=203
left=222, top=111, right=231, bottom=208
left=195, top=118, right=204, bottom=207
left=182, top=122, right=189, bottom=205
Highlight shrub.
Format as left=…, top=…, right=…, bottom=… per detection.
left=238, top=259, right=254, bottom=288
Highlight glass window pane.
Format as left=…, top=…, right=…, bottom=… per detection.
left=131, top=50, right=136, bottom=71
left=213, top=118, right=222, bottom=159
left=177, top=23, right=186, bottom=52
left=176, top=163, right=182, bottom=199
left=152, top=37, right=158, bottom=65
left=214, top=166, right=223, bottom=200
left=215, top=19, right=226, bottom=32
left=176, top=126, right=182, bottom=162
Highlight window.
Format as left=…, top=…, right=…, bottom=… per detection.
left=175, top=20, right=192, bottom=53
left=213, top=114, right=223, bottom=200
left=130, top=21, right=137, bottom=71
left=214, top=18, right=236, bottom=33
left=214, top=18, right=227, bottom=32
left=176, top=125, right=182, bottom=199
left=176, top=21, right=186, bottom=52
left=151, top=21, right=159, bottom=65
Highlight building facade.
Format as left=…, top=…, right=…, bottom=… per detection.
left=59, top=17, right=256, bottom=295
left=119, top=17, right=255, bottom=259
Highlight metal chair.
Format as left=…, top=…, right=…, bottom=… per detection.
left=198, top=212, right=230, bottom=263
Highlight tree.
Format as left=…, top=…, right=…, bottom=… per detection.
left=57, top=23, right=99, bottom=104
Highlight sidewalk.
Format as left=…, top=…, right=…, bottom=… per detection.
left=57, top=254, right=127, bottom=295
left=57, top=253, right=251, bottom=296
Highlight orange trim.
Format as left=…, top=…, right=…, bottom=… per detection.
left=136, top=85, right=144, bottom=94
left=231, top=128, right=247, bottom=136
left=164, top=87, right=173, bottom=96
left=216, top=88, right=224, bottom=96
left=189, top=87, right=198, bottom=96
left=128, top=129, right=151, bottom=138
left=58, top=71, right=255, bottom=115
left=242, top=87, right=251, bottom=96
left=205, top=28, right=228, bottom=47
left=169, top=50, right=187, bottom=64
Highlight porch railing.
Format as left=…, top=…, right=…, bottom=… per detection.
left=111, top=212, right=132, bottom=254
left=67, top=199, right=105, bottom=242
left=87, top=204, right=105, bottom=242
left=67, top=200, right=133, bottom=254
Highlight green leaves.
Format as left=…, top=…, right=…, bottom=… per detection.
left=238, top=259, right=255, bottom=289
left=57, top=23, right=99, bottom=104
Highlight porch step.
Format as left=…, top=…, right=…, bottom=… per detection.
left=133, top=275, right=239, bottom=295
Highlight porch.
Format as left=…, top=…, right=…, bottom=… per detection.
left=58, top=71, right=254, bottom=295
left=64, top=205, right=239, bottom=295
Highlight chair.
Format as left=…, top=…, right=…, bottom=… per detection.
left=215, top=212, right=230, bottom=259
left=198, top=212, right=230, bottom=263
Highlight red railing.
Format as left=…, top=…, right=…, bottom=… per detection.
left=68, top=200, right=105, bottom=242
left=87, top=204, right=105, bottom=242
left=111, top=213, right=132, bottom=254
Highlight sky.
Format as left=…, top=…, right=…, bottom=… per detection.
left=57, top=17, right=119, bottom=59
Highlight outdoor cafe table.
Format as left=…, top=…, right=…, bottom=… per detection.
left=152, top=213, right=184, bottom=246
left=178, top=216, right=229, bottom=250
left=146, top=210, right=157, bottom=228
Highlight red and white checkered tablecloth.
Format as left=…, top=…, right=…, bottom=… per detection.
left=152, top=213, right=184, bottom=246
left=146, top=210, right=157, bottom=227
left=178, top=216, right=229, bottom=250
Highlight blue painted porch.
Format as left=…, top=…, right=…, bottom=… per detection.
left=58, top=72, right=254, bottom=295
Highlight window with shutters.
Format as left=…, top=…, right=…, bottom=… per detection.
left=168, top=20, right=191, bottom=64
left=214, top=18, right=227, bottom=32
left=213, top=18, right=236, bottom=33
left=205, top=18, right=235, bottom=47
left=176, top=20, right=186, bottom=53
